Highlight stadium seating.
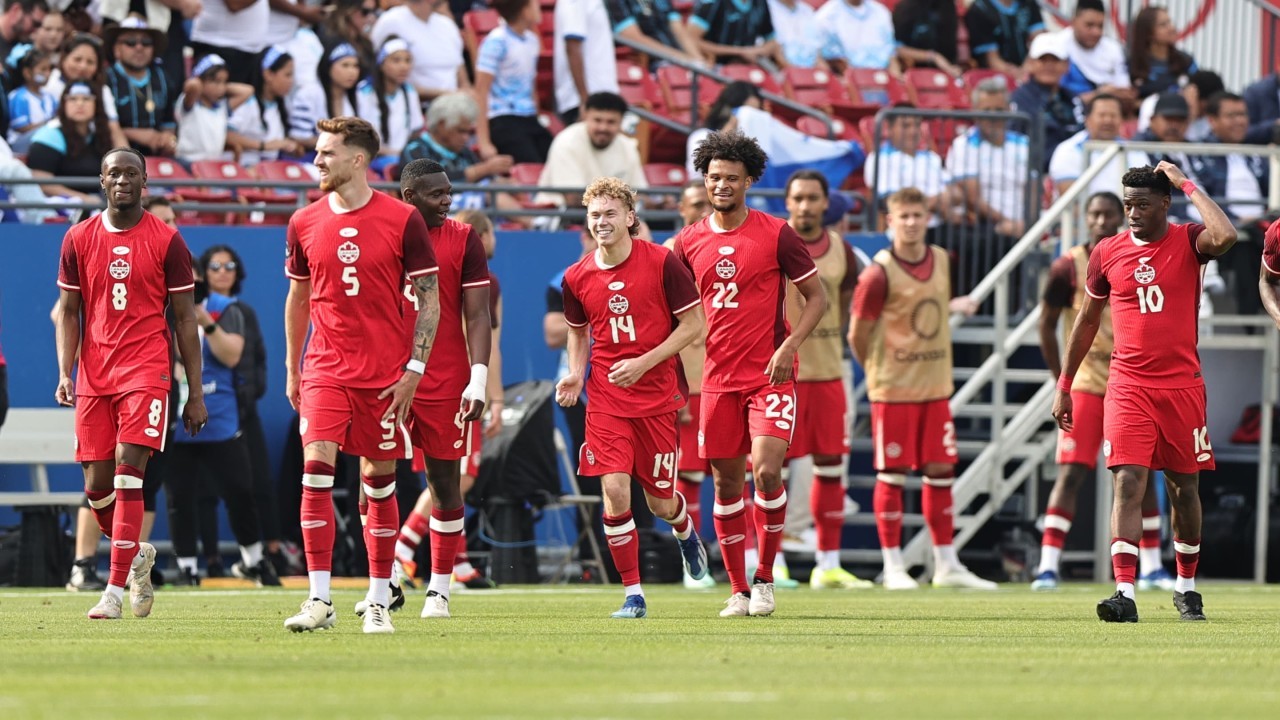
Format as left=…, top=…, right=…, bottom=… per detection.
left=617, top=60, right=658, bottom=110
left=190, top=160, right=293, bottom=205
left=797, top=115, right=859, bottom=142
left=782, top=67, right=842, bottom=111
left=256, top=159, right=316, bottom=203
left=905, top=68, right=969, bottom=109
left=962, top=68, right=1018, bottom=95
left=463, top=9, right=501, bottom=75
left=718, top=65, right=782, bottom=95
left=656, top=65, right=723, bottom=121
left=845, top=68, right=909, bottom=107
left=642, top=163, right=687, bottom=189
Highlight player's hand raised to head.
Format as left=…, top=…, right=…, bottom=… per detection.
left=1154, top=161, right=1188, bottom=187
left=183, top=395, right=209, bottom=436
left=55, top=376, right=75, bottom=407
left=555, top=375, right=583, bottom=407
left=765, top=344, right=796, bottom=385
left=1051, top=389, right=1074, bottom=433
left=379, top=371, right=422, bottom=426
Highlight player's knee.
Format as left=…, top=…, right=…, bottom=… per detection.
left=1060, top=465, right=1090, bottom=493
left=921, top=463, right=954, bottom=479
left=1164, top=471, right=1199, bottom=497
left=600, top=476, right=631, bottom=513
left=645, top=493, right=678, bottom=519
left=1112, top=468, right=1146, bottom=501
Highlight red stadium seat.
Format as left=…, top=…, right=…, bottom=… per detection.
left=191, top=160, right=294, bottom=205
left=656, top=65, right=723, bottom=119
left=797, top=115, right=858, bottom=141
left=463, top=9, right=501, bottom=75
left=256, top=159, right=316, bottom=202
left=642, top=163, right=687, bottom=188
left=508, top=163, right=544, bottom=187
left=617, top=60, right=659, bottom=110
left=144, top=157, right=230, bottom=203
left=783, top=67, right=841, bottom=109
left=905, top=68, right=968, bottom=109
left=962, top=68, right=1017, bottom=96
left=845, top=68, right=909, bottom=107
left=718, top=65, right=781, bottom=95
left=539, top=111, right=565, bottom=136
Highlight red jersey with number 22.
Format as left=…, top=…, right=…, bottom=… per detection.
left=673, top=209, right=818, bottom=393
left=1085, top=222, right=1208, bottom=389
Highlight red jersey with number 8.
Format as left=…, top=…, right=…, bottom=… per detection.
left=1085, top=222, right=1208, bottom=389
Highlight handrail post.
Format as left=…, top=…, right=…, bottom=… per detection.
left=992, top=273, right=1008, bottom=492
left=1257, top=324, right=1278, bottom=583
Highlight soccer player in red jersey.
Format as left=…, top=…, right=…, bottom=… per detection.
left=556, top=177, right=710, bottom=619
left=672, top=131, right=828, bottom=617
left=55, top=147, right=208, bottom=620
left=1054, top=162, right=1237, bottom=623
left=282, top=117, right=440, bottom=634
left=1259, top=218, right=1280, bottom=326
left=1034, top=192, right=1172, bottom=591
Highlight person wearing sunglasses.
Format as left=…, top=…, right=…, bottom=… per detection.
left=104, top=17, right=178, bottom=156
left=317, top=0, right=377, bottom=74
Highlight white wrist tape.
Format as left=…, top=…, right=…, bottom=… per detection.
left=405, top=358, right=426, bottom=375
left=462, top=363, right=488, bottom=402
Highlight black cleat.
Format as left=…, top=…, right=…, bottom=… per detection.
left=1173, top=591, right=1206, bottom=621
left=389, top=581, right=406, bottom=612
left=1096, top=591, right=1139, bottom=623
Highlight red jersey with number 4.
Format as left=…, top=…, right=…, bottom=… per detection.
left=673, top=209, right=818, bottom=393
left=57, top=212, right=194, bottom=396
left=401, top=217, right=490, bottom=400
left=1085, top=222, right=1209, bottom=389
left=286, top=192, right=437, bottom=389
left=1263, top=218, right=1280, bottom=277
left=562, top=239, right=700, bottom=417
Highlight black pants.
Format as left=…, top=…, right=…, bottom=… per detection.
left=163, top=436, right=262, bottom=558
left=242, top=410, right=281, bottom=542
left=190, top=41, right=262, bottom=87
left=490, top=114, right=554, bottom=164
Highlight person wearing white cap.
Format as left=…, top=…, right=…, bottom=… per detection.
left=1011, top=32, right=1083, bottom=168
left=175, top=53, right=255, bottom=163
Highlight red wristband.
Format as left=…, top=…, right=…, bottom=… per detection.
left=1057, top=374, right=1074, bottom=393
left=1180, top=179, right=1197, bottom=197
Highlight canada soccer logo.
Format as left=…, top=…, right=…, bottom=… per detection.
left=1134, top=257, right=1156, bottom=284
left=885, top=442, right=902, bottom=459
left=337, top=241, right=360, bottom=264
left=608, top=294, right=629, bottom=314
left=585, top=448, right=596, bottom=465
left=109, top=258, right=131, bottom=279
left=716, top=258, right=736, bottom=279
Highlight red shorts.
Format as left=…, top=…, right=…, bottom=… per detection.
left=870, top=399, right=956, bottom=471
left=677, top=393, right=710, bottom=474
left=788, top=379, right=850, bottom=459
left=1057, top=390, right=1105, bottom=469
left=699, top=383, right=797, bottom=459
left=579, top=411, right=679, bottom=498
left=299, top=380, right=411, bottom=461
left=408, top=398, right=469, bottom=462
left=74, top=388, right=170, bottom=462
left=1103, top=384, right=1215, bottom=474
left=461, top=420, right=483, bottom=478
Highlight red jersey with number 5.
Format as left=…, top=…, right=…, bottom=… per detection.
left=673, top=209, right=818, bottom=393
left=1085, top=222, right=1208, bottom=389
left=286, top=192, right=438, bottom=389
left=562, top=239, right=700, bottom=417
left=57, top=212, right=194, bottom=396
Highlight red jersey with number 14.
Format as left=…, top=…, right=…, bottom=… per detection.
left=562, top=239, right=700, bottom=418
left=673, top=209, right=818, bottom=393
left=286, top=192, right=437, bottom=389
left=57, top=212, right=194, bottom=396
left=1085, top=222, right=1208, bottom=389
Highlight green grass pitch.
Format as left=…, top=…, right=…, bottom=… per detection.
left=2, top=584, right=1279, bottom=719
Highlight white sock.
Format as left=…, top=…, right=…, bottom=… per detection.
left=389, top=559, right=402, bottom=588
left=1116, top=582, right=1135, bottom=600
left=308, top=570, right=332, bottom=603
left=1175, top=575, right=1195, bottom=593
left=816, top=549, right=840, bottom=571
left=369, top=576, right=391, bottom=607
left=882, top=546, right=905, bottom=573
left=454, top=560, right=475, bottom=576
left=394, top=541, right=414, bottom=563
left=427, top=572, right=451, bottom=599
left=1038, top=546, right=1062, bottom=575
left=624, top=583, right=644, bottom=598
left=1139, top=547, right=1162, bottom=576
left=106, top=585, right=125, bottom=601
left=933, top=544, right=960, bottom=571
left=177, top=556, right=198, bottom=574
left=240, top=541, right=263, bottom=568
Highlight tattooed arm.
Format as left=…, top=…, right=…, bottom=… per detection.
left=380, top=272, right=439, bottom=425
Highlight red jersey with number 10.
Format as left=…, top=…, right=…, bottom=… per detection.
left=1085, top=222, right=1208, bottom=389
left=673, top=209, right=818, bottom=393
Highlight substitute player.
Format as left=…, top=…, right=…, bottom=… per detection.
left=283, top=117, right=439, bottom=635
left=55, top=147, right=208, bottom=620
left=673, top=131, right=828, bottom=617
left=556, top=177, right=710, bottom=619
left=849, top=187, right=994, bottom=591
left=1054, top=162, right=1236, bottom=623
left=1034, top=191, right=1173, bottom=591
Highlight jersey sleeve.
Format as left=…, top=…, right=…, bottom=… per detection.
left=1264, top=219, right=1280, bottom=276
left=1042, top=255, right=1077, bottom=308
left=284, top=219, right=310, bottom=280
left=561, top=275, right=588, bottom=328
left=840, top=241, right=858, bottom=294
left=57, top=228, right=80, bottom=291
left=460, top=227, right=491, bottom=288
left=165, top=232, right=196, bottom=293
left=1184, top=223, right=1212, bottom=265
left=852, top=263, right=888, bottom=321
left=402, top=211, right=439, bottom=278
left=661, top=249, right=701, bottom=315
left=1084, top=244, right=1110, bottom=299
left=777, top=224, right=819, bottom=283
left=475, top=33, right=505, bottom=76
left=560, top=0, right=587, bottom=39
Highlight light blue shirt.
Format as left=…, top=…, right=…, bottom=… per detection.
left=817, top=0, right=897, bottom=70
left=476, top=23, right=539, bottom=118
left=7, top=86, right=58, bottom=152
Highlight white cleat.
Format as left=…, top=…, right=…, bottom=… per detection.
left=129, top=543, right=157, bottom=618
left=883, top=569, right=920, bottom=590
left=683, top=571, right=717, bottom=590
left=932, top=566, right=998, bottom=590
left=720, top=592, right=751, bottom=617
left=87, top=590, right=123, bottom=619
left=748, top=581, right=775, bottom=616
left=421, top=591, right=450, bottom=618
left=285, top=598, right=336, bottom=632
left=363, top=603, right=395, bottom=634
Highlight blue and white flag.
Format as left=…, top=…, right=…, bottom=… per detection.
left=732, top=105, right=866, bottom=212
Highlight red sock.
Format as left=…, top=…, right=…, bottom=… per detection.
left=85, top=488, right=116, bottom=538
left=454, top=528, right=471, bottom=566
left=1042, top=507, right=1073, bottom=549
left=753, top=486, right=787, bottom=583
left=714, top=495, right=749, bottom=594
left=300, top=461, right=336, bottom=573
left=602, top=511, right=640, bottom=586
left=1110, top=537, right=1139, bottom=585
left=358, top=497, right=369, bottom=527
left=108, top=464, right=145, bottom=588
left=667, top=492, right=693, bottom=538
left=676, top=478, right=702, bottom=532
left=429, top=505, right=465, bottom=577
left=811, top=465, right=845, bottom=552
left=397, top=509, right=429, bottom=562
left=873, top=478, right=904, bottom=550
left=363, top=473, right=399, bottom=580
left=742, top=487, right=757, bottom=551
left=922, top=478, right=955, bottom=546
left=1174, top=537, right=1200, bottom=580
left=1141, top=510, right=1161, bottom=549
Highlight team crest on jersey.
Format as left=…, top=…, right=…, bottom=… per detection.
left=885, top=442, right=902, bottom=459
left=1061, top=437, right=1076, bottom=453
left=910, top=299, right=943, bottom=340
left=1134, top=257, right=1156, bottom=284
left=608, top=294, right=630, bottom=314
left=109, top=258, right=131, bottom=279
left=299, top=417, right=309, bottom=435
left=112, top=246, right=130, bottom=255
left=716, top=258, right=737, bottom=279
left=339, top=227, right=359, bottom=238
left=337, top=241, right=360, bottom=264
left=608, top=281, right=625, bottom=290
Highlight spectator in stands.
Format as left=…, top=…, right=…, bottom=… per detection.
left=685, top=80, right=761, bottom=178
left=688, top=0, right=786, bottom=68
left=372, top=0, right=469, bottom=102
left=45, top=33, right=127, bottom=148
left=356, top=37, right=424, bottom=174
left=1049, top=93, right=1150, bottom=197
left=1182, top=70, right=1223, bottom=142
left=864, top=103, right=951, bottom=231
left=554, top=0, right=619, bottom=125
left=537, top=91, right=647, bottom=210
left=965, top=0, right=1044, bottom=75
left=1133, top=93, right=1192, bottom=169
left=26, top=81, right=110, bottom=203
left=1189, top=92, right=1269, bottom=226
left=399, top=91, right=518, bottom=210
left=273, top=2, right=326, bottom=94
left=678, top=178, right=710, bottom=227
left=474, top=0, right=552, bottom=164
left=266, top=0, right=329, bottom=57
left=228, top=47, right=305, bottom=166
left=610, top=0, right=707, bottom=67
left=6, top=46, right=56, bottom=152
left=288, top=42, right=362, bottom=150
left=892, top=0, right=962, bottom=76
left=104, top=17, right=178, bottom=156
left=1244, top=69, right=1280, bottom=145
left=766, top=0, right=824, bottom=69
left=0, top=132, right=54, bottom=222
left=1126, top=5, right=1197, bottom=100
left=316, top=0, right=378, bottom=73
left=818, top=0, right=927, bottom=76
left=1011, top=32, right=1080, bottom=171
left=0, top=0, right=45, bottom=64
left=190, top=0, right=272, bottom=86
left=29, top=7, right=62, bottom=58
left=175, top=54, right=256, bottom=164
left=948, top=77, right=1031, bottom=237
left=1056, top=0, right=1135, bottom=109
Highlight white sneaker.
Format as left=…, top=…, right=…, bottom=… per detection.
left=363, top=603, right=395, bottom=634
left=421, top=591, right=450, bottom=618
left=883, top=569, right=920, bottom=590
left=683, top=571, right=717, bottom=589
left=284, top=598, right=337, bottom=632
left=87, top=590, right=123, bottom=619
left=932, top=566, right=998, bottom=590
left=748, top=581, right=775, bottom=616
left=129, top=543, right=157, bottom=618
left=719, top=592, right=751, bottom=617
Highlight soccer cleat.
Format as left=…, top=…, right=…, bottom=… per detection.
left=749, top=580, right=776, bottom=616
left=810, top=567, right=875, bottom=590
left=355, top=582, right=405, bottom=618
left=610, top=594, right=647, bottom=619
left=1138, top=568, right=1176, bottom=592
left=719, top=592, right=751, bottom=617
left=454, top=568, right=497, bottom=590
left=1030, top=570, right=1060, bottom=591
left=676, top=529, right=710, bottom=581
left=772, top=562, right=800, bottom=590
left=285, top=598, right=337, bottom=632
left=1096, top=591, right=1139, bottom=623
left=394, top=559, right=417, bottom=589
left=683, top=571, right=717, bottom=589
left=932, top=566, right=998, bottom=590
left=1173, top=591, right=1206, bottom=621
left=362, top=603, right=395, bottom=634
left=129, top=543, right=157, bottom=617
left=421, top=590, right=450, bottom=618
left=882, top=569, right=920, bottom=590
left=66, top=558, right=106, bottom=592
left=231, top=559, right=282, bottom=587
left=86, top=591, right=123, bottom=620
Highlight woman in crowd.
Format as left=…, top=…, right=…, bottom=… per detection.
left=26, top=81, right=110, bottom=204
left=316, top=0, right=378, bottom=73
left=228, top=46, right=305, bottom=166
left=44, top=33, right=127, bottom=148
left=1127, top=5, right=1197, bottom=99
left=289, top=42, right=363, bottom=151
left=356, top=37, right=422, bottom=174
